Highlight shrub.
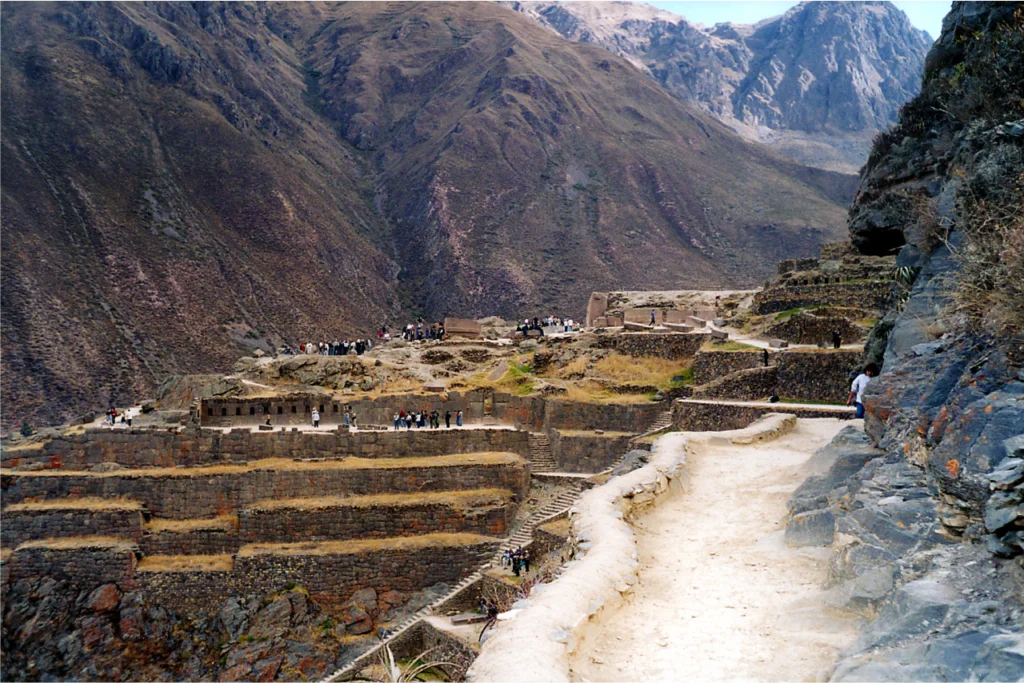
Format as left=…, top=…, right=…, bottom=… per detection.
left=20, top=421, right=33, bottom=438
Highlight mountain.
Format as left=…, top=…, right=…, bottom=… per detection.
left=1, top=1, right=852, bottom=431
left=510, top=1, right=933, bottom=173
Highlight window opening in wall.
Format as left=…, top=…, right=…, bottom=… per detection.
left=236, top=407, right=242, bottom=416
left=207, top=408, right=213, bottom=417
left=291, top=406, right=297, bottom=413
left=278, top=406, right=283, bottom=414
left=221, top=408, right=227, bottom=416
left=333, top=404, right=339, bottom=412
left=319, top=404, right=324, bottom=413
left=250, top=407, right=256, bottom=416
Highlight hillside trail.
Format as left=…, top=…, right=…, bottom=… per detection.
left=568, top=419, right=861, bottom=682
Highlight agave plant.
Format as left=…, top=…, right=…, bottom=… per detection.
left=376, top=644, right=458, bottom=682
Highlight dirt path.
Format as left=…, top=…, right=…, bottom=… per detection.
left=568, top=419, right=861, bottom=682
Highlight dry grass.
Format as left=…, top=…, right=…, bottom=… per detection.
left=2, top=440, right=49, bottom=452
left=145, top=514, right=238, bottom=533
left=1, top=549, right=13, bottom=562
left=702, top=340, right=758, bottom=352
left=5, top=497, right=142, bottom=512
left=557, top=384, right=656, bottom=404
left=246, top=488, right=513, bottom=512
left=551, top=357, right=589, bottom=379
left=237, top=532, right=498, bottom=557
left=136, top=554, right=235, bottom=572
left=0, top=452, right=524, bottom=479
left=554, top=429, right=633, bottom=438
left=593, top=353, right=685, bottom=389
left=15, top=536, right=136, bottom=552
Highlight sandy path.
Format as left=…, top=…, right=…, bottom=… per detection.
left=568, top=419, right=861, bottom=682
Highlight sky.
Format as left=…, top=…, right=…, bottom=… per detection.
left=645, top=1, right=951, bottom=39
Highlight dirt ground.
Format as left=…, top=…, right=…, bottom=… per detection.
left=568, top=419, right=862, bottom=682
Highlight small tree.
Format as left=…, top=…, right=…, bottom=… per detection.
left=20, top=421, right=33, bottom=438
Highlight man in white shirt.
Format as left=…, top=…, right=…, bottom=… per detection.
left=847, top=363, right=879, bottom=419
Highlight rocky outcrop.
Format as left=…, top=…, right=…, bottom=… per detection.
left=511, top=1, right=931, bottom=172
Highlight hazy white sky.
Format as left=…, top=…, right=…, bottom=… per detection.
left=645, top=1, right=951, bottom=39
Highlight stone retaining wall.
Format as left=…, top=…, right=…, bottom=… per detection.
left=549, top=431, right=634, bottom=473
left=1, top=458, right=531, bottom=519
left=1, top=509, right=144, bottom=547
left=594, top=333, right=705, bottom=360
left=7, top=544, right=139, bottom=590
left=689, top=367, right=779, bottom=401
left=766, top=313, right=868, bottom=345
left=237, top=499, right=517, bottom=543
left=2, top=428, right=529, bottom=470
left=693, top=349, right=766, bottom=385
left=543, top=401, right=663, bottom=433
left=137, top=540, right=499, bottom=614
left=139, top=528, right=240, bottom=556
left=753, top=282, right=891, bottom=315
left=776, top=350, right=862, bottom=404
left=672, top=400, right=854, bottom=431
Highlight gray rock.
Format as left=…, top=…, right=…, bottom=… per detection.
left=983, top=491, right=1022, bottom=533
left=986, top=457, right=1024, bottom=490
left=219, top=598, right=249, bottom=640
left=785, top=508, right=836, bottom=547
left=858, top=578, right=959, bottom=649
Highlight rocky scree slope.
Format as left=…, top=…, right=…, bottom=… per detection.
left=1, top=1, right=853, bottom=432
left=786, top=3, right=1024, bottom=678
left=510, top=0, right=932, bottom=173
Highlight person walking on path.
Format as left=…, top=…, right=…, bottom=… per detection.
left=762, top=348, right=770, bottom=367
left=650, top=310, right=657, bottom=327
left=445, top=410, right=452, bottom=428
left=847, top=363, right=879, bottom=419
left=311, top=408, right=320, bottom=428
left=393, top=413, right=401, bottom=431
left=456, top=410, right=463, bottom=427
left=832, top=330, right=842, bottom=349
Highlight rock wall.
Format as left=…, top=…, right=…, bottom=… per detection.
left=689, top=366, right=778, bottom=401
left=2, top=427, right=529, bottom=470
left=776, top=349, right=863, bottom=404
left=672, top=399, right=854, bottom=431
left=593, top=333, right=705, bottom=360
left=693, top=349, right=765, bottom=385
left=753, top=282, right=891, bottom=314
left=543, top=400, right=664, bottom=433
left=237, top=498, right=517, bottom=543
left=7, top=544, right=138, bottom=590
left=137, top=538, right=500, bottom=614
left=766, top=312, right=868, bottom=345
left=139, top=527, right=239, bottom=556
left=549, top=431, right=634, bottom=473
left=1, top=458, right=531, bottom=519
left=2, top=508, right=144, bottom=547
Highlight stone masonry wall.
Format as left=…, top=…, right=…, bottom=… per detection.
left=1, top=459, right=531, bottom=519
left=672, top=400, right=854, bottom=431
left=543, top=401, right=663, bottom=433
left=2, top=509, right=144, bottom=547
left=549, top=431, right=634, bottom=473
left=594, top=333, right=705, bottom=360
left=689, top=367, right=779, bottom=401
left=776, top=350, right=863, bottom=404
left=237, top=499, right=517, bottom=543
left=139, top=529, right=240, bottom=556
left=2, top=428, right=529, bottom=470
left=7, top=545, right=139, bottom=590
left=137, top=540, right=500, bottom=614
left=693, top=349, right=766, bottom=385
left=753, top=282, right=891, bottom=315
left=765, top=313, right=868, bottom=345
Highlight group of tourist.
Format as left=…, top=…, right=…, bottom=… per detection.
left=104, top=407, right=136, bottom=427
left=400, top=319, right=446, bottom=342
left=515, top=316, right=579, bottom=335
left=393, top=409, right=463, bottom=430
left=500, top=547, right=531, bottom=576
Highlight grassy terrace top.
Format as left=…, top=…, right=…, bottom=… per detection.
left=5, top=497, right=143, bottom=512
left=0, top=452, right=525, bottom=478
left=137, top=555, right=234, bottom=572
left=15, top=536, right=137, bottom=552
left=246, top=488, right=513, bottom=512
left=237, top=532, right=499, bottom=557
left=145, top=515, right=238, bottom=533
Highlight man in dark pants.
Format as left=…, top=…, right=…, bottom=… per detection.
left=445, top=410, right=452, bottom=428
left=833, top=330, right=842, bottom=349
left=762, top=348, right=770, bottom=367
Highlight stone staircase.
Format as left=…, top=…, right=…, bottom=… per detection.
left=320, top=479, right=587, bottom=683
left=527, top=432, right=556, bottom=473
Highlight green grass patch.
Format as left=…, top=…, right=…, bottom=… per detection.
left=704, top=340, right=757, bottom=352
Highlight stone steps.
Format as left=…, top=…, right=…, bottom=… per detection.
left=527, top=433, right=556, bottom=473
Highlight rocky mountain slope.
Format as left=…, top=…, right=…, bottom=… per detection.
left=510, top=1, right=933, bottom=172
left=1, top=1, right=854, bottom=431
left=787, top=2, right=1023, bottom=677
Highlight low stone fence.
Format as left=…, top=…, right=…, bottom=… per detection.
left=1, top=456, right=531, bottom=519
left=2, top=427, right=529, bottom=470
left=6, top=541, right=139, bottom=590
left=594, top=333, right=705, bottom=360
left=2, top=507, right=144, bottom=547
left=549, top=431, right=634, bottom=473
left=466, top=415, right=798, bottom=682
left=672, top=399, right=855, bottom=431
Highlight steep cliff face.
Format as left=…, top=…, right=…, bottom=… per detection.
left=796, top=3, right=1023, bottom=678
left=1, top=1, right=854, bottom=431
left=510, top=1, right=932, bottom=173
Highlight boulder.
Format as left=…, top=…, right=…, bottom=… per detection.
left=85, top=584, right=120, bottom=614
left=785, top=509, right=835, bottom=547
